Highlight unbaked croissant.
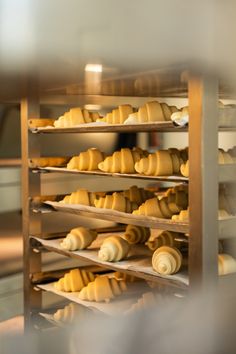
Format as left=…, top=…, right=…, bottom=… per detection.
left=60, top=227, right=97, bottom=251
left=67, top=148, right=104, bottom=171
left=134, top=150, right=174, bottom=176
left=78, top=276, right=127, bottom=302
left=53, top=302, right=90, bottom=324
left=54, top=107, right=94, bottom=127
left=28, top=118, right=55, bottom=128
left=98, top=148, right=145, bottom=173
left=126, top=292, right=157, bottom=315
left=97, top=104, right=133, bottom=124
left=180, top=160, right=189, bottom=177
left=98, top=236, right=130, bottom=262
left=124, top=224, right=150, bottom=244
left=54, top=268, right=95, bottom=292
left=94, top=192, right=138, bottom=213
left=146, top=230, right=179, bottom=251
left=171, top=208, right=189, bottom=222
left=29, top=157, right=70, bottom=168
left=113, top=271, right=138, bottom=283
left=132, top=197, right=164, bottom=218
left=152, top=246, right=182, bottom=275
left=60, top=189, right=104, bottom=206
left=122, top=185, right=154, bottom=206
left=218, top=254, right=236, bottom=275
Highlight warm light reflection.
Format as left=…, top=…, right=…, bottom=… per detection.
left=85, top=64, right=103, bottom=73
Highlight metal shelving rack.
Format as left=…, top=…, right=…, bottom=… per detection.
left=21, top=70, right=236, bottom=330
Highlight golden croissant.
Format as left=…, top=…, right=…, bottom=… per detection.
left=29, top=157, right=70, bottom=168
left=152, top=246, right=182, bottom=275
left=124, top=224, right=150, bottom=244
left=98, top=236, right=130, bottom=262
left=54, top=268, right=95, bottom=292
left=67, top=148, right=104, bottom=171
left=98, top=147, right=146, bottom=173
left=28, top=118, right=55, bottom=128
left=135, top=150, right=175, bottom=176
left=97, top=104, right=133, bottom=124
left=94, top=192, right=138, bottom=213
left=60, top=189, right=104, bottom=206
left=122, top=185, right=154, bottom=206
left=146, top=230, right=179, bottom=251
left=60, top=227, right=97, bottom=251
left=53, top=302, right=90, bottom=324
left=113, top=271, right=138, bottom=283
left=54, top=107, right=99, bottom=127
left=218, top=254, right=236, bottom=275
left=79, top=276, right=127, bottom=302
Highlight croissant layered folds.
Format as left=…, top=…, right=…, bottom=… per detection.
left=53, top=302, right=90, bottom=324
left=54, top=269, right=95, bottom=292
left=124, top=224, right=150, bottom=244
left=126, top=292, right=158, bottom=315
left=145, top=230, right=180, bottom=251
left=54, top=107, right=101, bottom=127
left=133, top=186, right=188, bottom=219
left=78, top=276, right=127, bottom=302
left=67, top=148, right=104, bottom=171
left=60, top=227, right=97, bottom=251
left=29, top=157, right=70, bottom=168
left=218, top=254, right=236, bottom=275
left=94, top=192, right=138, bottom=213
left=60, top=189, right=105, bottom=206
left=98, top=147, right=147, bottom=173
left=152, top=246, right=182, bottom=275
left=98, top=236, right=130, bottom=262
left=97, top=104, right=133, bottom=124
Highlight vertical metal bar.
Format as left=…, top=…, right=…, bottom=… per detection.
left=21, top=94, right=42, bottom=330
left=188, top=73, right=219, bottom=291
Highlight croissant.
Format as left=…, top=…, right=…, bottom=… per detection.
left=53, top=302, right=90, bottom=324
left=60, top=227, right=97, bottom=251
left=94, top=192, right=138, bottom=213
left=98, top=147, right=145, bottom=173
left=67, top=148, right=104, bottom=171
left=166, top=190, right=188, bottom=214
left=132, top=197, right=164, bottom=218
left=97, top=104, right=133, bottom=124
left=28, top=118, right=55, bottom=128
left=146, top=230, right=179, bottom=251
left=126, top=292, right=157, bottom=315
left=134, top=150, right=174, bottom=176
left=98, top=236, right=130, bottom=262
left=152, top=246, right=182, bottom=275
left=54, top=107, right=93, bottom=127
left=218, top=254, right=236, bottom=275
left=113, top=271, right=138, bottom=283
left=54, top=268, right=95, bottom=292
left=171, top=106, right=189, bottom=125
left=78, top=276, right=127, bottom=302
left=124, top=224, right=150, bottom=244
left=171, top=208, right=189, bottom=222
left=29, top=157, right=70, bottom=168
left=60, top=189, right=104, bottom=206
left=180, top=160, right=189, bottom=177
left=122, top=185, right=154, bottom=206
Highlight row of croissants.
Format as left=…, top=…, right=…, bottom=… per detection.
left=28, top=145, right=236, bottom=177
left=58, top=224, right=236, bottom=278
left=28, top=100, right=231, bottom=129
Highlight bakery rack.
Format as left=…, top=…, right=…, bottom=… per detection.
left=21, top=69, right=236, bottom=330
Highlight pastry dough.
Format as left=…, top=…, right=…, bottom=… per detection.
left=54, top=107, right=94, bottom=127
left=152, top=246, right=182, bottom=275
left=67, top=148, right=104, bottom=171
left=218, top=254, right=236, bottom=275
left=132, top=197, right=164, bottom=218
left=124, top=224, right=150, bottom=244
left=172, top=208, right=189, bottom=222
left=94, top=192, right=138, bottom=213
left=29, top=157, right=69, bottom=168
left=126, top=292, right=157, bottom=315
left=54, top=268, right=95, bottom=292
left=98, top=104, right=133, bottom=124
left=78, top=276, right=127, bottom=302
left=146, top=230, right=179, bottom=251
left=98, top=236, right=130, bottom=262
left=122, top=185, right=154, bottom=206
left=53, top=302, right=90, bottom=324
left=180, top=160, right=189, bottom=177
left=28, top=118, right=55, bottom=128
left=60, top=189, right=103, bottom=206
left=60, top=227, right=97, bottom=251
left=113, top=271, right=138, bottom=283
left=128, top=101, right=178, bottom=123
left=98, top=148, right=145, bottom=173
left=134, top=150, right=174, bottom=176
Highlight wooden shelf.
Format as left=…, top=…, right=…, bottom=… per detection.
left=33, top=166, right=188, bottom=183
left=44, top=201, right=189, bottom=233
left=31, top=235, right=188, bottom=289
left=0, top=159, right=21, bottom=168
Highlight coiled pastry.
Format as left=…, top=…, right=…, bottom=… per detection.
left=54, top=107, right=99, bottom=127
left=97, top=104, right=133, bottom=124
left=113, top=271, right=138, bottom=283
left=29, top=157, right=69, bottom=168
left=53, top=302, right=90, bottom=324
left=60, top=227, right=97, bottom=251
left=94, top=192, right=138, bottom=213
left=218, top=254, right=236, bottom=275
left=146, top=230, right=179, bottom=251
left=152, top=246, right=182, bottom=275
left=124, top=224, right=150, bottom=244
left=98, top=236, right=130, bottom=262
left=60, top=189, right=104, bottom=206
left=98, top=147, right=146, bottom=173
left=78, top=276, right=127, bottom=302
left=135, top=150, right=175, bottom=176
left=67, top=148, right=104, bottom=171
left=54, top=268, right=95, bottom=292
left=122, top=185, right=154, bottom=206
